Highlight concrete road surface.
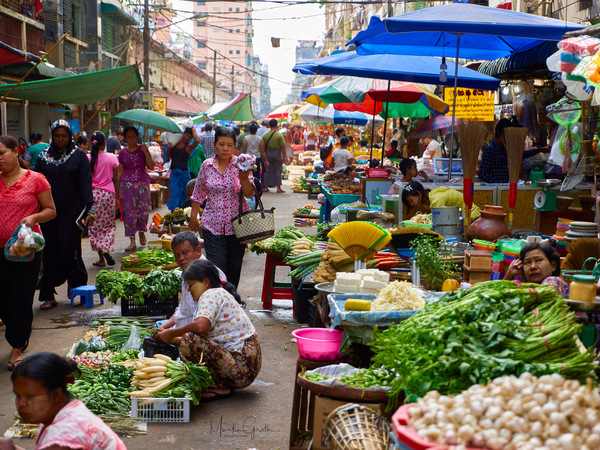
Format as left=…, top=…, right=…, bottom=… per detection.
left=0, top=166, right=318, bottom=449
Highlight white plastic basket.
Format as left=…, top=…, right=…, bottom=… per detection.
left=130, top=397, right=190, bottom=423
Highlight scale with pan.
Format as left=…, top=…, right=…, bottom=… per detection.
left=534, top=179, right=561, bottom=211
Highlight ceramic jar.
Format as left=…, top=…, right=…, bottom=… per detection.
left=467, top=205, right=512, bottom=242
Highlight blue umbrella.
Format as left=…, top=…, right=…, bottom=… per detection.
left=347, top=3, right=585, bottom=179
left=348, top=4, right=585, bottom=60
left=293, top=51, right=500, bottom=92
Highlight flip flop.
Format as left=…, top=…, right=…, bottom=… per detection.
left=92, top=262, right=105, bottom=267
left=7, top=360, right=21, bottom=372
left=40, top=300, right=57, bottom=311
left=103, top=253, right=115, bottom=266
left=200, top=390, right=232, bottom=402
left=124, top=245, right=137, bottom=252
left=276, top=190, right=286, bottom=193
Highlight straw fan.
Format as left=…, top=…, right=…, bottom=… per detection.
left=328, top=221, right=392, bottom=271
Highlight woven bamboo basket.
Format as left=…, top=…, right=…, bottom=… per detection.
left=324, top=403, right=391, bottom=450
left=121, top=262, right=179, bottom=275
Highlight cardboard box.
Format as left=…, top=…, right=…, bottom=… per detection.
left=464, top=250, right=492, bottom=271
left=311, top=395, right=386, bottom=450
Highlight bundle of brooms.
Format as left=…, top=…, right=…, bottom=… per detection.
left=504, top=127, right=529, bottom=229
left=457, top=121, right=488, bottom=228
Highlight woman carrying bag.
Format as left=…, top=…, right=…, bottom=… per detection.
left=189, top=127, right=254, bottom=288
left=0, top=135, right=56, bottom=370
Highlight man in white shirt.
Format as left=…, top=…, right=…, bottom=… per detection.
left=331, top=136, right=354, bottom=173
left=158, top=232, right=226, bottom=330
left=257, top=119, right=269, bottom=137
left=423, top=136, right=442, bottom=159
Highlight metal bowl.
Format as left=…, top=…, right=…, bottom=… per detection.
left=536, top=179, right=561, bottom=187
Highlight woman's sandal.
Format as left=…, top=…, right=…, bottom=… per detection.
left=7, top=360, right=21, bottom=372
left=92, top=262, right=105, bottom=267
left=103, top=253, right=115, bottom=266
left=125, top=244, right=137, bottom=252
left=40, top=300, right=58, bottom=310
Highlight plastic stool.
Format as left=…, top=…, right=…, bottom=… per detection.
left=261, top=254, right=294, bottom=310
left=71, top=285, right=104, bottom=308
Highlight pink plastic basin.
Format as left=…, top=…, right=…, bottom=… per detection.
left=292, top=328, right=343, bottom=361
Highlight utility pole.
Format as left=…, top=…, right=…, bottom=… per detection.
left=231, top=65, right=234, bottom=98
left=143, top=0, right=149, bottom=91
left=212, top=50, right=217, bottom=104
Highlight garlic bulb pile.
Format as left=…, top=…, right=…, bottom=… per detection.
left=409, top=373, right=600, bottom=450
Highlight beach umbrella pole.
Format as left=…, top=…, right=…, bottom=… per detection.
left=369, top=101, right=377, bottom=163
left=381, top=79, right=391, bottom=165
left=448, top=34, right=461, bottom=182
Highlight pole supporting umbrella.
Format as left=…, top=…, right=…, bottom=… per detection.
left=448, top=34, right=461, bottom=182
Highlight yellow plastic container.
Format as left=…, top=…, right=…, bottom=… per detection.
left=569, top=274, right=597, bottom=303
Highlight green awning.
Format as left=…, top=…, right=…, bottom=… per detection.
left=0, top=65, right=143, bottom=104
left=204, top=93, right=257, bottom=122
left=0, top=62, right=75, bottom=80
left=101, top=0, right=138, bottom=25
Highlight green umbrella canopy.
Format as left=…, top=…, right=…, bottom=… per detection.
left=114, top=109, right=182, bottom=133
left=204, top=93, right=257, bottom=122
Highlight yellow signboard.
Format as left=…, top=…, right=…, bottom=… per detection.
left=153, top=97, right=167, bottom=116
left=444, top=88, right=495, bottom=121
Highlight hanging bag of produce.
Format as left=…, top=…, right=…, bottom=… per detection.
left=4, top=224, right=45, bottom=262
left=231, top=187, right=275, bottom=244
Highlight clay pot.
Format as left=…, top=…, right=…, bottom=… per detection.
left=579, top=195, right=595, bottom=210
left=467, top=205, right=512, bottom=242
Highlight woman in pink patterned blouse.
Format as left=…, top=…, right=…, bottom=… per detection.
left=189, top=127, right=254, bottom=287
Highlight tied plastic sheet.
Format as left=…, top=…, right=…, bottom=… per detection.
left=235, top=153, right=256, bottom=172
left=122, top=325, right=142, bottom=351
left=15, top=224, right=45, bottom=251
left=327, top=291, right=442, bottom=329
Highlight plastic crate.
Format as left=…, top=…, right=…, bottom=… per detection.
left=131, top=397, right=190, bottom=422
left=120, top=294, right=178, bottom=317
left=293, top=281, right=317, bottom=324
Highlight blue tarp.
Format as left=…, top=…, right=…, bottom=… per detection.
left=293, top=51, right=500, bottom=91
left=348, top=3, right=585, bottom=61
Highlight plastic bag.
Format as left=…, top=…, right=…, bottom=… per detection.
left=122, top=325, right=142, bottom=351
left=15, top=224, right=45, bottom=251
left=88, top=335, right=107, bottom=352
left=549, top=123, right=581, bottom=168
left=161, top=131, right=184, bottom=146
left=74, top=340, right=90, bottom=355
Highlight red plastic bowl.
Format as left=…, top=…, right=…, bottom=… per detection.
left=392, top=404, right=488, bottom=450
left=292, top=328, right=343, bottom=361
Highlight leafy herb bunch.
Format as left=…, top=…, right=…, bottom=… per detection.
left=410, top=234, right=460, bottom=291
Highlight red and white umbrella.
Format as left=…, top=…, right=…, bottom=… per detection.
left=267, top=104, right=301, bottom=120
left=408, top=115, right=462, bottom=139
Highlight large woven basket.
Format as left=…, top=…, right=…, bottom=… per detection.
left=121, top=262, right=179, bottom=275
left=324, top=403, right=391, bottom=450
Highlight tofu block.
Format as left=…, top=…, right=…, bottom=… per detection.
left=362, top=279, right=388, bottom=290
left=335, top=272, right=362, bottom=286
left=361, top=276, right=375, bottom=282
left=356, top=269, right=378, bottom=275
left=372, top=271, right=390, bottom=282
left=333, top=282, right=360, bottom=294
left=358, top=286, right=381, bottom=294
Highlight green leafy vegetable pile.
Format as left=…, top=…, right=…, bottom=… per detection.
left=410, top=234, right=460, bottom=291
left=121, top=247, right=176, bottom=269
left=96, top=269, right=181, bottom=305
left=96, top=271, right=144, bottom=304
left=347, top=281, right=598, bottom=407
left=152, top=360, right=214, bottom=405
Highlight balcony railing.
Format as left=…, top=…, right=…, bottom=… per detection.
left=0, top=0, right=44, bottom=22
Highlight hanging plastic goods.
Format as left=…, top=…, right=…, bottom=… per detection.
left=547, top=97, right=582, bottom=127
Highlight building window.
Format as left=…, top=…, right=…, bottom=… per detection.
left=198, top=61, right=207, bottom=69
left=197, top=1, right=204, bottom=4
left=196, top=21, right=205, bottom=26
left=236, top=50, right=240, bottom=54
left=229, top=29, right=233, bottom=33
left=228, top=7, right=232, bottom=11
left=236, top=29, right=240, bottom=33
left=229, top=50, right=233, bottom=54
left=197, top=40, right=206, bottom=48
left=580, top=0, right=592, bottom=9
left=236, top=7, right=240, bottom=11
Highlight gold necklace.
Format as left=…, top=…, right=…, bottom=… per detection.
left=2, top=169, right=23, bottom=187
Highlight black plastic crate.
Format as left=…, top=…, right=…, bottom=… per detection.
left=121, top=294, right=178, bottom=317
left=293, top=281, right=318, bottom=324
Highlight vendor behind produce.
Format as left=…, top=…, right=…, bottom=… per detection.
left=478, top=118, right=548, bottom=183
left=343, top=165, right=357, bottom=181
left=158, top=232, right=228, bottom=332
left=504, top=242, right=569, bottom=295
left=154, top=259, right=261, bottom=401
left=386, top=140, right=402, bottom=159
left=331, top=137, right=354, bottom=173
left=402, top=181, right=481, bottom=221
